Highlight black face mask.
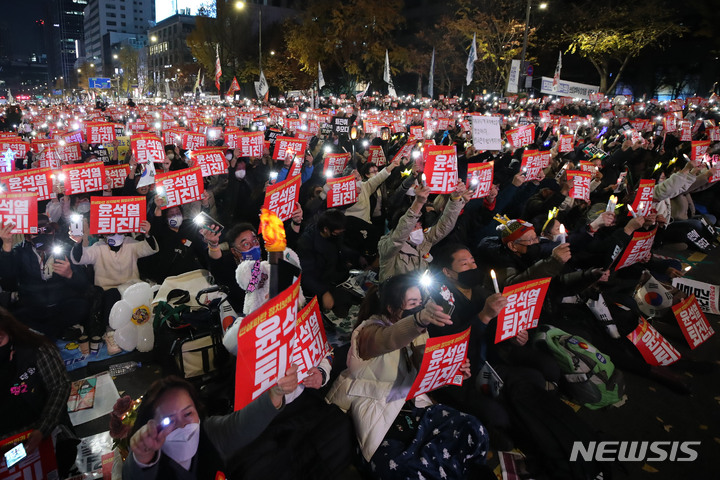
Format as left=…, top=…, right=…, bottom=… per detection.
left=0, top=343, right=12, bottom=363
left=31, top=234, right=53, bottom=250
left=520, top=243, right=544, bottom=263
left=401, top=305, right=424, bottom=318
left=456, top=268, right=484, bottom=287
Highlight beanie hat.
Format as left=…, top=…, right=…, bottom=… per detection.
left=495, top=214, right=534, bottom=244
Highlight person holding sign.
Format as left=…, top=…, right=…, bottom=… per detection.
left=123, top=371, right=297, bottom=480
left=326, top=274, right=489, bottom=480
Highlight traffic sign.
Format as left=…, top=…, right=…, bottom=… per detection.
left=526, top=64, right=534, bottom=76
left=89, top=77, right=112, bottom=89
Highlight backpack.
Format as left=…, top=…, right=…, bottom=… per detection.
left=533, top=324, right=625, bottom=410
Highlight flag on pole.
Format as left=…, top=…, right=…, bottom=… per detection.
left=214, top=44, right=222, bottom=91
left=428, top=48, right=435, bottom=99
left=193, top=68, right=201, bottom=93
left=383, top=50, right=397, bottom=98
left=165, top=80, right=171, bottom=99
left=255, top=70, right=269, bottom=100
left=466, top=33, right=478, bottom=86
left=552, top=51, right=562, bottom=92
left=226, top=76, right=241, bottom=97
left=318, top=62, right=325, bottom=90
left=7, top=90, right=13, bottom=104
left=356, top=82, right=371, bottom=102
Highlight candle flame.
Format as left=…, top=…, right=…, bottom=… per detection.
left=490, top=269, right=497, bottom=279
left=260, top=208, right=286, bottom=252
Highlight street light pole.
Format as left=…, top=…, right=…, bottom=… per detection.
left=519, top=0, right=531, bottom=93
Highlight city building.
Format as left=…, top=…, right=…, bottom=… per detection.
left=47, top=0, right=87, bottom=87
left=146, top=12, right=195, bottom=88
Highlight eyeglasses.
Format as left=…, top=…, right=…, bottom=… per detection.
left=232, top=234, right=259, bottom=251
left=513, top=236, right=539, bottom=245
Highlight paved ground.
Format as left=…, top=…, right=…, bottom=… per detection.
left=69, top=245, right=720, bottom=480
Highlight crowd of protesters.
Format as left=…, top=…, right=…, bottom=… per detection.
left=0, top=91, right=719, bottom=479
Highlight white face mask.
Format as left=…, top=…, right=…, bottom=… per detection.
left=408, top=228, right=424, bottom=245
left=225, top=153, right=233, bottom=161
left=107, top=233, right=125, bottom=247
left=162, top=422, right=200, bottom=469
left=46, top=202, right=62, bottom=223
left=235, top=169, right=246, bottom=180
left=76, top=202, right=91, bottom=214
left=167, top=214, right=183, bottom=228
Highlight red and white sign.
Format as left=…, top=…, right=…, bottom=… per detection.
left=327, top=175, right=357, bottom=208
left=229, top=131, right=264, bottom=157
left=181, top=131, right=207, bottom=150
left=56, top=142, right=83, bottom=163
left=506, top=124, right=535, bottom=148
left=291, top=296, right=331, bottom=382
left=558, top=135, right=574, bottom=153
left=105, top=164, right=129, bottom=189
left=0, top=168, right=54, bottom=201
left=567, top=170, right=591, bottom=202
left=627, top=317, right=680, bottom=366
left=0, top=192, right=38, bottom=234
left=85, top=122, right=116, bottom=144
left=392, top=142, right=414, bottom=165
left=191, top=147, right=227, bottom=177
left=578, top=161, right=595, bottom=173
left=520, top=150, right=545, bottom=181
left=163, top=128, right=185, bottom=146
left=272, top=137, right=307, bottom=162
left=679, top=121, right=692, bottom=141
left=90, top=196, right=146, bottom=234
left=263, top=175, right=300, bottom=221
left=62, top=162, right=106, bottom=195
left=131, top=134, right=165, bottom=164
left=614, top=228, right=656, bottom=271
left=0, top=139, right=28, bottom=159
left=466, top=162, right=494, bottom=199
left=423, top=145, right=458, bottom=194
left=367, top=146, right=386, bottom=166
left=690, top=140, right=711, bottom=163
left=0, top=430, right=58, bottom=480
left=235, top=278, right=300, bottom=410
left=672, top=294, right=715, bottom=349
left=156, top=166, right=204, bottom=209
left=630, top=179, right=655, bottom=217
left=323, top=153, right=350, bottom=177
left=409, top=125, right=424, bottom=141
left=495, top=277, right=551, bottom=343
left=405, top=328, right=470, bottom=400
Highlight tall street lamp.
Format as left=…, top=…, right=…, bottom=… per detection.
left=519, top=1, right=547, bottom=92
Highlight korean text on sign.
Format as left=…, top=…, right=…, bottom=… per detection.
left=85, top=123, right=116, bottom=144
left=520, top=150, right=545, bottom=181
left=406, top=328, right=470, bottom=400
left=291, top=296, right=331, bottom=381
left=671, top=277, right=720, bottom=315
left=62, top=163, right=106, bottom=195
left=90, top=196, right=146, bottom=234
left=131, top=134, right=165, bottom=164
left=233, top=131, right=264, bottom=157
left=192, top=148, right=227, bottom=177
left=105, top=164, right=129, bottom=189
left=0, top=168, right=54, bottom=201
left=506, top=124, right=535, bottom=148
left=272, top=137, right=307, bottom=162
left=423, top=145, right=458, bottom=194
left=235, top=278, right=300, bottom=410
left=263, top=175, right=300, bottom=221
left=630, top=179, right=655, bottom=216
left=627, top=317, right=680, bottom=366
left=614, top=228, right=656, bottom=271
left=327, top=175, right=357, bottom=208
left=0, top=192, right=38, bottom=234
left=466, top=162, right=494, bottom=199
left=496, top=277, right=551, bottom=343
left=568, top=170, right=591, bottom=202
left=323, top=153, right=350, bottom=177
left=671, top=294, right=715, bottom=349
left=156, top=166, right=204, bottom=209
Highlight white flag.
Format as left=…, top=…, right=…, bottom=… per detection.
left=466, top=33, right=478, bottom=86
left=165, top=80, right=171, bottom=99
left=356, top=82, right=371, bottom=101
left=318, top=62, right=325, bottom=90
left=255, top=70, right=269, bottom=99
left=193, top=68, right=201, bottom=93
left=552, top=51, right=562, bottom=92
left=7, top=90, right=13, bottom=104
left=428, top=48, right=435, bottom=99
left=383, top=50, right=397, bottom=97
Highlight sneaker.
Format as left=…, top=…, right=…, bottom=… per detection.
left=104, top=331, right=122, bottom=356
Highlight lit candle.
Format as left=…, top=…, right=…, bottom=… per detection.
left=558, top=224, right=567, bottom=243
left=490, top=269, right=500, bottom=294
left=627, top=205, right=636, bottom=218
left=606, top=195, right=617, bottom=212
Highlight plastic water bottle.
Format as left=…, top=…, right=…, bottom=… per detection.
left=109, top=361, right=142, bottom=377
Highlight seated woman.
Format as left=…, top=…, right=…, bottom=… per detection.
left=326, top=274, right=489, bottom=480
left=0, top=308, right=78, bottom=478
left=123, top=368, right=297, bottom=480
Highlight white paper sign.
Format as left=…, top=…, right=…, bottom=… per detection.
left=507, top=60, right=521, bottom=94
left=471, top=116, right=502, bottom=151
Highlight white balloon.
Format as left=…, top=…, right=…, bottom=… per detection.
left=108, top=300, right=132, bottom=330
left=123, top=282, right=153, bottom=309
left=114, top=323, right=138, bottom=352
left=135, top=322, right=154, bottom=352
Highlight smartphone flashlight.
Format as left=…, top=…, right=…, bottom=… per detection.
left=4, top=443, right=27, bottom=469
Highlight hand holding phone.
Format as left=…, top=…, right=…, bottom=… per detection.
left=4, top=443, right=27, bottom=468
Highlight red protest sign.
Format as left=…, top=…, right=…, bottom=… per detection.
left=263, top=175, right=300, bottom=221
left=506, top=124, right=535, bottom=148
left=156, top=166, right=204, bottom=209
left=520, top=150, right=545, bottom=181
left=558, top=135, right=574, bottom=153
left=85, top=122, right=116, bottom=144
left=0, top=168, right=55, bottom=201
left=466, top=162, right=494, bottom=199
left=496, top=277, right=551, bottom=343
left=105, top=164, right=129, bottom=189
left=90, top=196, right=146, bottom=234
left=163, top=128, right=185, bottom=146
left=710, top=155, right=720, bottom=183
left=672, top=294, right=715, bottom=349
left=272, top=136, right=307, bottom=162
left=30, top=139, right=55, bottom=153
left=392, top=142, right=414, bottom=165
left=62, top=130, right=84, bottom=144
left=0, top=138, right=28, bottom=159
left=229, top=131, right=264, bottom=157
left=568, top=170, right=591, bottom=202
left=627, top=317, right=680, bottom=366
left=62, top=162, right=106, bottom=195
left=0, top=192, right=38, bottom=234
left=291, top=296, right=331, bottom=381
left=235, top=278, right=300, bottom=410
left=423, top=145, right=458, bottom=194
left=409, top=125, right=424, bottom=140
left=578, top=161, right=595, bottom=173
left=0, top=429, right=58, bottom=480
left=56, top=142, right=82, bottom=163
left=323, top=153, right=350, bottom=177
left=630, top=179, right=655, bottom=217
left=614, top=228, right=656, bottom=271
left=206, top=126, right=223, bottom=142
left=708, top=127, right=720, bottom=142
left=131, top=134, right=165, bottom=164
left=405, top=328, right=470, bottom=400
left=367, top=146, right=386, bottom=167
left=327, top=175, right=357, bottom=208
left=690, top=140, right=710, bottom=162
left=191, top=147, right=227, bottom=177
left=181, top=131, right=207, bottom=150
left=679, top=121, right=692, bottom=141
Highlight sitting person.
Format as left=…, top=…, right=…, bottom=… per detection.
left=326, top=274, right=490, bottom=479
left=124, top=369, right=297, bottom=480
